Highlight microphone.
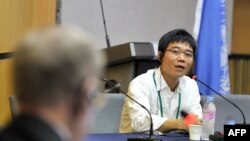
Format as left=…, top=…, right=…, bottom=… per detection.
left=103, top=78, right=162, bottom=141
left=190, top=74, right=249, bottom=141
left=99, top=0, right=111, bottom=48
left=104, top=79, right=121, bottom=93
left=190, top=74, right=246, bottom=125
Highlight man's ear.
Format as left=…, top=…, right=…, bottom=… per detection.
left=83, top=76, right=98, bottom=97
left=157, top=51, right=163, bottom=63
left=70, top=77, right=97, bottom=117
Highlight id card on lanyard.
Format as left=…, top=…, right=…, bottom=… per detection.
left=153, top=72, right=181, bottom=119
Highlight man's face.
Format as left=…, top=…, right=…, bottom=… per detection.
left=160, top=42, right=194, bottom=78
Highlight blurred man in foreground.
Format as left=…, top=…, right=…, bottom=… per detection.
left=0, top=26, right=104, bottom=141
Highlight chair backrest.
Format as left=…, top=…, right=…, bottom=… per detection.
left=89, top=93, right=125, bottom=133
left=200, top=95, right=250, bottom=131
left=9, top=95, right=18, bottom=119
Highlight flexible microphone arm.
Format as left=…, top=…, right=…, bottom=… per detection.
left=119, top=90, right=154, bottom=139
left=99, top=0, right=111, bottom=48
left=103, top=79, right=161, bottom=141
left=192, top=75, right=246, bottom=125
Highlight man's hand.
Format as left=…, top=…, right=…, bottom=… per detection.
left=158, top=119, right=188, bottom=133
left=157, top=115, right=203, bottom=133
left=184, top=113, right=203, bottom=126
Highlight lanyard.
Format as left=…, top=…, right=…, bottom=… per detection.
left=153, top=72, right=181, bottom=119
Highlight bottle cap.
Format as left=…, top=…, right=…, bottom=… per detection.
left=207, top=96, right=214, bottom=102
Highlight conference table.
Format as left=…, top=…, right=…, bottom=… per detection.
left=85, top=132, right=192, bottom=141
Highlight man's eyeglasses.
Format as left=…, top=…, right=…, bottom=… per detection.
left=165, top=49, right=194, bottom=59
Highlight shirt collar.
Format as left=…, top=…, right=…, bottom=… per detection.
left=154, top=67, right=168, bottom=91
left=154, top=67, right=182, bottom=93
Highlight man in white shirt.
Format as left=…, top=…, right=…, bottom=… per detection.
left=119, top=29, right=202, bottom=133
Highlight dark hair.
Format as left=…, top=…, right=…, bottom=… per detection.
left=158, top=29, right=197, bottom=55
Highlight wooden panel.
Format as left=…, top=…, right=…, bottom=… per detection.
left=0, top=0, right=56, bottom=126
left=229, top=58, right=250, bottom=94
left=0, top=0, right=32, bottom=53
left=32, top=0, right=56, bottom=28
left=231, top=0, right=250, bottom=54
left=0, top=59, right=13, bottom=127
left=0, top=0, right=56, bottom=53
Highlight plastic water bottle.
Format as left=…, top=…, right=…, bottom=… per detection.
left=201, top=96, right=216, bottom=140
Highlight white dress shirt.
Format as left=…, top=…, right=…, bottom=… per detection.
left=119, top=68, right=202, bottom=133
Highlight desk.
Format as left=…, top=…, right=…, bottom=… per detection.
left=85, top=132, right=191, bottom=141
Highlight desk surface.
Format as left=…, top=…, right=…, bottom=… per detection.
left=85, top=132, right=190, bottom=141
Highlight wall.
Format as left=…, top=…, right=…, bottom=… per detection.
left=231, top=0, right=250, bottom=54
left=62, top=0, right=198, bottom=49
left=229, top=0, right=250, bottom=94
left=0, top=0, right=56, bottom=126
left=62, top=0, right=234, bottom=50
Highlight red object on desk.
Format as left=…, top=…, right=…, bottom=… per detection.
left=184, top=113, right=197, bottom=126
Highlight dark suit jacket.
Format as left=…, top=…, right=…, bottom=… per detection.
left=0, top=114, right=62, bottom=141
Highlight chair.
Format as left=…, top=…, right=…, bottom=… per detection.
left=9, top=95, right=18, bottom=119
left=89, top=93, right=125, bottom=133
left=200, top=95, right=250, bottom=131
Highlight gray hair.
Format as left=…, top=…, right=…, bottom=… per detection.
left=14, top=26, right=105, bottom=106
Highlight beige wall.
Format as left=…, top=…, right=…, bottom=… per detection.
left=62, top=0, right=234, bottom=51
left=62, top=0, right=198, bottom=49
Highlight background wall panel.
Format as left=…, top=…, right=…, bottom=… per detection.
left=62, top=0, right=198, bottom=49
left=231, top=0, right=250, bottom=54
left=0, top=59, right=13, bottom=126
left=0, top=0, right=56, bottom=126
left=62, top=0, right=234, bottom=50
left=229, top=57, right=250, bottom=94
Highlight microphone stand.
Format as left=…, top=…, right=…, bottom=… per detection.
left=99, top=0, right=111, bottom=48
left=194, top=77, right=246, bottom=125
left=104, top=79, right=162, bottom=141
left=192, top=76, right=249, bottom=141
left=120, top=90, right=155, bottom=140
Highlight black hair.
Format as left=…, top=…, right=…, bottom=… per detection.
left=158, top=29, right=197, bottom=59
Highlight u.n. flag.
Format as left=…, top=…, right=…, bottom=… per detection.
left=193, top=0, right=230, bottom=95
